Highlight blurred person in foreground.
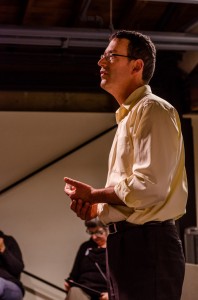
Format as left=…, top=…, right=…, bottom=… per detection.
left=0, top=230, right=24, bottom=300
left=64, top=218, right=108, bottom=300
left=64, top=30, right=188, bottom=300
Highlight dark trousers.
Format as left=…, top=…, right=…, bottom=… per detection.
left=106, top=223, right=185, bottom=300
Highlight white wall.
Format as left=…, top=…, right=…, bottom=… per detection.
left=0, top=111, right=116, bottom=299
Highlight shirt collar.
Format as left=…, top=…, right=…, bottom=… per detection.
left=116, top=85, right=152, bottom=123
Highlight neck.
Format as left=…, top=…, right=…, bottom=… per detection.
left=115, top=82, right=145, bottom=106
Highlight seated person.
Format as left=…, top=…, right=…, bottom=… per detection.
left=64, top=218, right=108, bottom=300
left=0, top=230, right=25, bottom=300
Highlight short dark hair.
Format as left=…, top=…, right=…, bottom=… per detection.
left=110, top=30, right=156, bottom=83
left=85, top=217, right=107, bottom=229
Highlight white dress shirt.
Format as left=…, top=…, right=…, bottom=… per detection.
left=98, top=85, right=188, bottom=225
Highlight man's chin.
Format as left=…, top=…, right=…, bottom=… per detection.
left=100, top=80, right=108, bottom=90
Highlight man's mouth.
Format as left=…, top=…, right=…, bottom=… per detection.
left=100, top=70, right=108, bottom=78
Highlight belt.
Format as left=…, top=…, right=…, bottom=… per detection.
left=108, top=219, right=175, bottom=234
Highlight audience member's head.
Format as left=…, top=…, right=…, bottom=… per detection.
left=85, top=218, right=108, bottom=248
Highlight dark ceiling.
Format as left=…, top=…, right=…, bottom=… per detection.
left=0, top=0, right=197, bottom=113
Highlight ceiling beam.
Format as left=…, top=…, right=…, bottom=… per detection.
left=0, top=26, right=198, bottom=50
left=138, top=0, right=198, bottom=4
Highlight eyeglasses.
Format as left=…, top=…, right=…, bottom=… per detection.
left=100, top=53, right=136, bottom=62
left=86, top=229, right=105, bottom=236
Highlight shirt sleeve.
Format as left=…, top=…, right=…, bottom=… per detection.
left=114, top=99, right=182, bottom=209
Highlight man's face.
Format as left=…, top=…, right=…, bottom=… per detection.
left=98, top=38, right=134, bottom=100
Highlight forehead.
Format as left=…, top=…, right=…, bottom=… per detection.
left=105, top=38, right=129, bottom=53
left=88, top=226, right=102, bottom=231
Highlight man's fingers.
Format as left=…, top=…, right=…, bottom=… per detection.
left=70, top=200, right=92, bottom=220
left=70, top=199, right=78, bottom=211
left=76, top=201, right=90, bottom=219
left=70, top=199, right=85, bottom=216
left=64, top=177, right=81, bottom=188
left=79, top=202, right=91, bottom=220
left=64, top=183, right=75, bottom=196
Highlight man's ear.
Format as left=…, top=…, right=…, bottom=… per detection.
left=132, top=59, right=144, bottom=73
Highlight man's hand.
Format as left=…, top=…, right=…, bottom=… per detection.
left=64, top=177, right=123, bottom=207
left=70, top=200, right=98, bottom=220
left=64, top=177, right=98, bottom=220
left=64, top=177, right=94, bottom=203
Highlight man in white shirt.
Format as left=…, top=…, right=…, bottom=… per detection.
left=64, top=30, right=188, bottom=300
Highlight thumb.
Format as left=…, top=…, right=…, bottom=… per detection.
left=64, top=177, right=75, bottom=184
left=64, top=177, right=82, bottom=188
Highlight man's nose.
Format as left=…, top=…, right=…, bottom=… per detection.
left=98, top=56, right=106, bottom=66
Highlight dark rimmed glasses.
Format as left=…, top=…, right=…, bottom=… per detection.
left=86, top=229, right=105, bottom=236
left=100, top=53, right=136, bottom=62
